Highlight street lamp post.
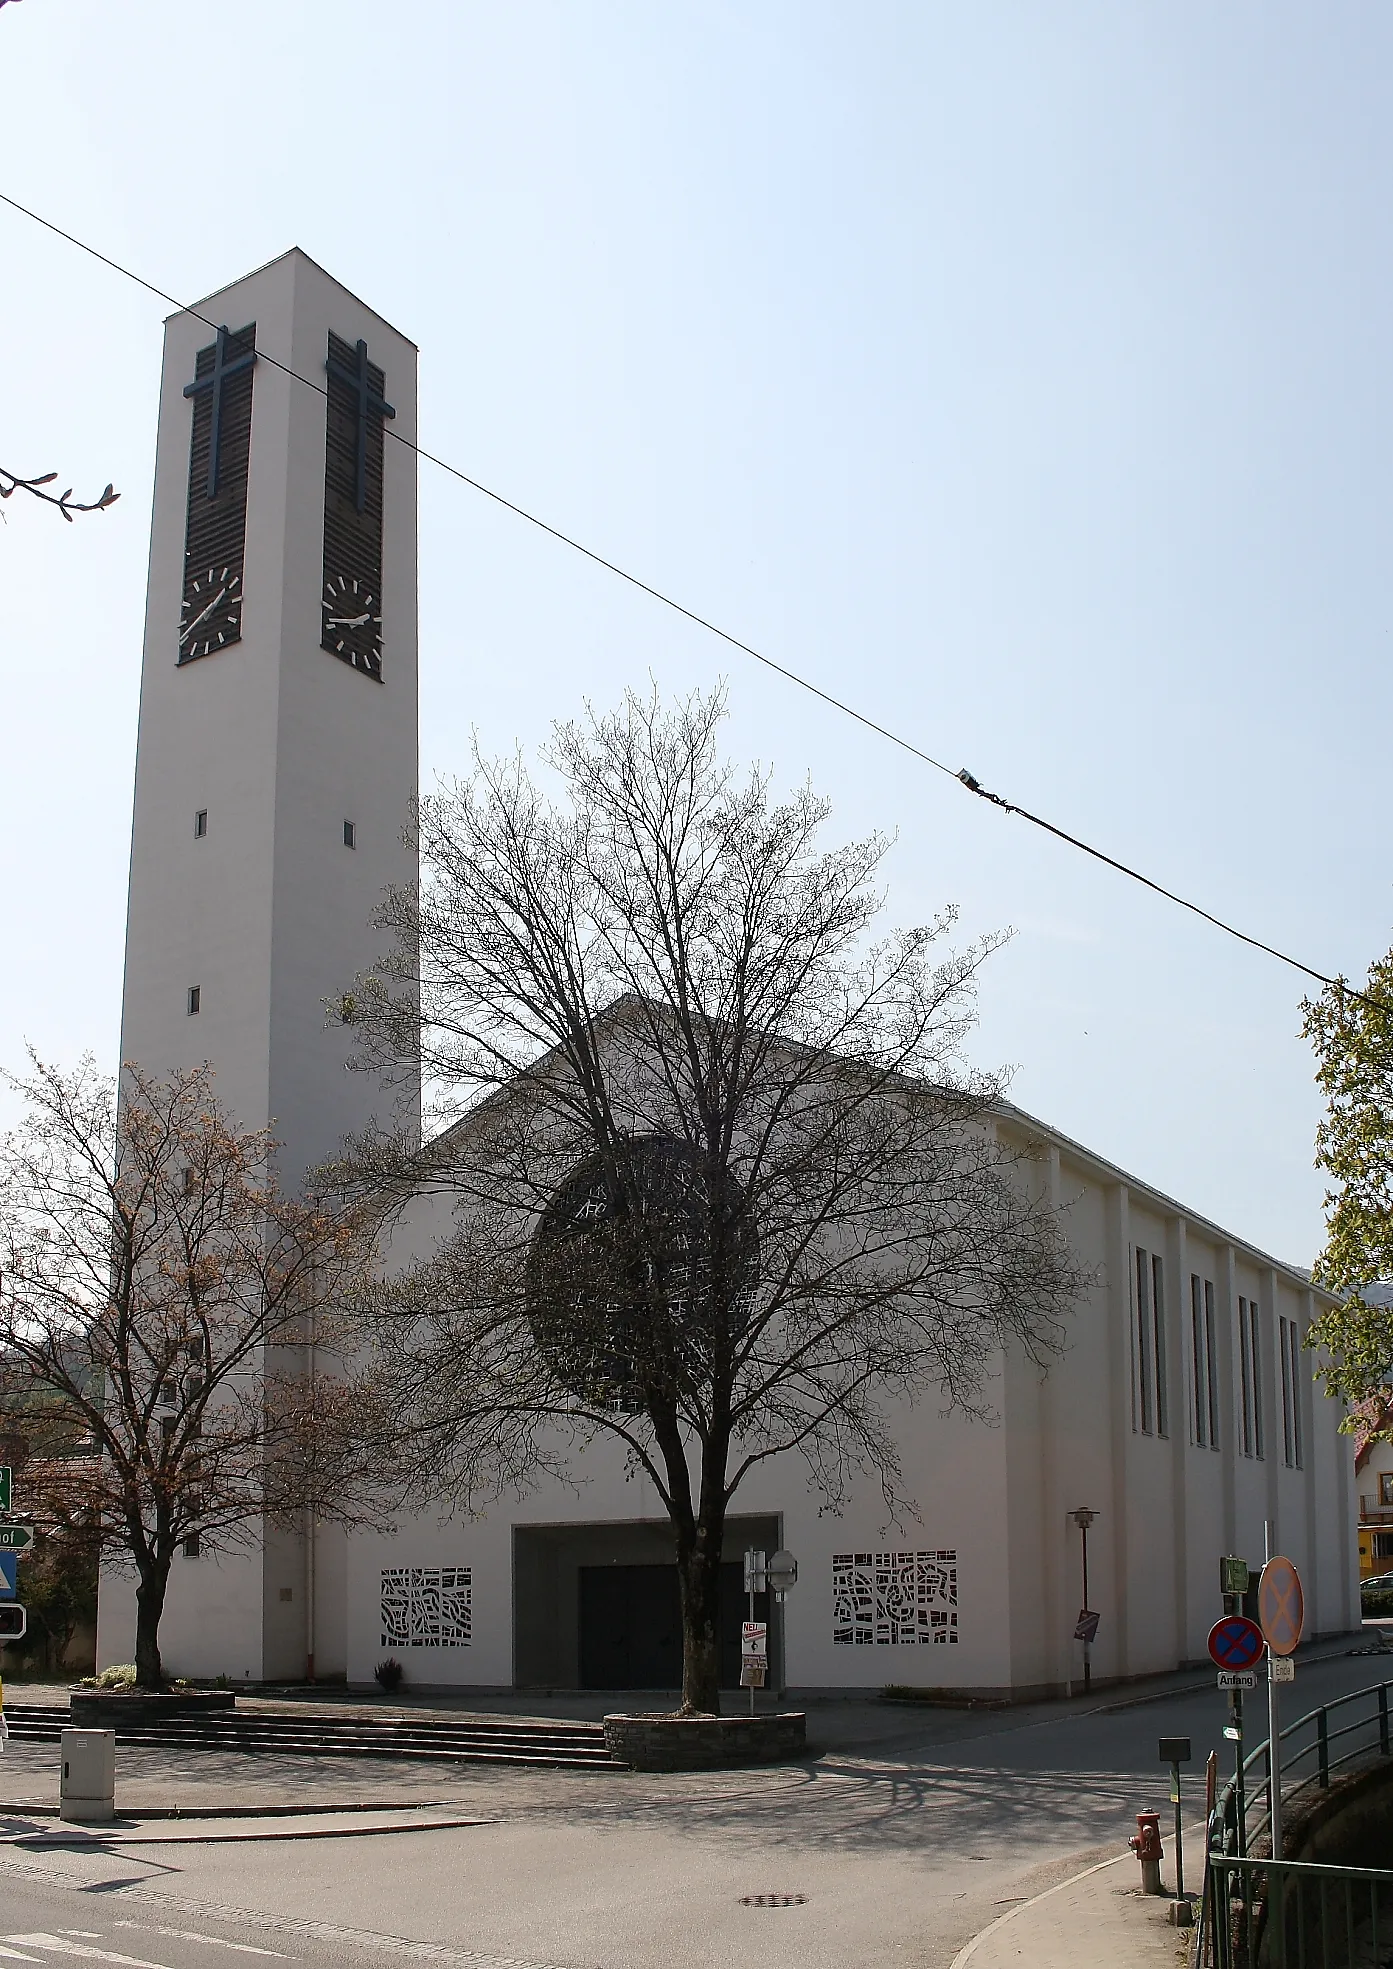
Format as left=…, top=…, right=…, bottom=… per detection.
left=1071, top=1507, right=1098, bottom=1694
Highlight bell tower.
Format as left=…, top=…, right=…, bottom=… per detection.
left=101, top=250, right=419, bottom=1681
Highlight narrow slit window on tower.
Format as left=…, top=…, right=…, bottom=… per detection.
left=187, top=986, right=201, bottom=1016
left=343, top=820, right=356, bottom=849
left=194, top=809, right=208, bottom=838
left=183, top=1533, right=201, bottom=1559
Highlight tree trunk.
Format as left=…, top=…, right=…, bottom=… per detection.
left=676, top=1519, right=724, bottom=1715
left=133, top=1558, right=169, bottom=1690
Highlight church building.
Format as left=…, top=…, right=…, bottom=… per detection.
left=97, top=253, right=1361, bottom=1698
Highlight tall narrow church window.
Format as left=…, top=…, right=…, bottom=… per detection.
left=1135, top=1247, right=1153, bottom=1433
left=1133, top=1245, right=1168, bottom=1437
left=179, top=324, right=256, bottom=665
left=1191, top=1275, right=1206, bottom=1446
left=194, top=808, right=208, bottom=839
left=187, top=986, right=201, bottom=1016
left=1281, top=1315, right=1303, bottom=1468
left=321, top=332, right=391, bottom=681
left=1279, top=1315, right=1294, bottom=1465
left=1190, top=1274, right=1220, bottom=1449
left=343, top=820, right=356, bottom=848
left=1151, top=1253, right=1168, bottom=1436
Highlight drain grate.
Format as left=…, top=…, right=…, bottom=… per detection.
left=740, top=1894, right=808, bottom=1908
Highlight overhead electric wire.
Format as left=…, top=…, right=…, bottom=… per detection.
left=1, top=188, right=1371, bottom=1010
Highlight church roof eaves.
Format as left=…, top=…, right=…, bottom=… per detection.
left=407, top=991, right=1328, bottom=1302
left=995, top=1098, right=1328, bottom=1301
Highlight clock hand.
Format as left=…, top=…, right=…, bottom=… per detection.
left=181, top=586, right=228, bottom=640
left=326, top=611, right=374, bottom=629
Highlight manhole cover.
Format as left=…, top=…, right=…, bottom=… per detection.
left=740, top=1895, right=808, bottom=1908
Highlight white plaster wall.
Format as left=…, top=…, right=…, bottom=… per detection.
left=99, top=249, right=418, bottom=1680
left=327, top=1119, right=1358, bottom=1697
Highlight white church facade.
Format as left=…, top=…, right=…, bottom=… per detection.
left=98, top=252, right=1361, bottom=1698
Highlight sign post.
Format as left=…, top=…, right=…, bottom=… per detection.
left=1159, top=1736, right=1191, bottom=1900
left=1070, top=1507, right=1098, bottom=1693
left=743, top=1550, right=767, bottom=1716
left=1209, top=1607, right=1264, bottom=1856
left=1258, top=1540, right=1304, bottom=1865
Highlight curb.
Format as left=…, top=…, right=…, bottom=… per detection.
left=3, top=1811, right=489, bottom=1847
left=947, top=1817, right=1209, bottom=1969
left=948, top=1851, right=1131, bottom=1969
left=0, top=1799, right=462, bottom=1820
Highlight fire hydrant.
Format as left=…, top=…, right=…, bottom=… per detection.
left=1129, top=1811, right=1164, bottom=1895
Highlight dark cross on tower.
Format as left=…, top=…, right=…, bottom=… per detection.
left=183, top=324, right=257, bottom=498
left=326, top=336, right=395, bottom=513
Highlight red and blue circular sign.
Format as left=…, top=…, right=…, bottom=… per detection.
left=1207, top=1615, right=1266, bottom=1671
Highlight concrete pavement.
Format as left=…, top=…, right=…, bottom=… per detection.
left=0, top=1642, right=1385, bottom=1966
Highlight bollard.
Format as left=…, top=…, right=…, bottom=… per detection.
left=60, top=1728, right=115, bottom=1823
left=1128, top=1810, right=1164, bottom=1895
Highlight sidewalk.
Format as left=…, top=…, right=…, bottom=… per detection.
left=951, top=1843, right=1198, bottom=1969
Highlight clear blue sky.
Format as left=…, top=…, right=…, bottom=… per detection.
left=4, top=2, right=1390, bottom=1267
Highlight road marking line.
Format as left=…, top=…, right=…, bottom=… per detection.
left=5, top=1939, right=174, bottom=1968
left=0, top=1949, right=42, bottom=1963
left=114, top=1929, right=285, bottom=1959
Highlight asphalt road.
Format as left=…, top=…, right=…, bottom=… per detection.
left=0, top=1644, right=1388, bottom=1969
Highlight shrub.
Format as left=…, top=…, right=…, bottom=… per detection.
left=373, top=1656, right=404, bottom=1694
left=94, top=1664, right=136, bottom=1689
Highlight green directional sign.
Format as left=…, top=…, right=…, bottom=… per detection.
left=0, top=1469, right=9, bottom=1515
left=0, top=1526, right=35, bottom=1554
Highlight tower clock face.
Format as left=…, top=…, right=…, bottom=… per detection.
left=179, top=566, right=243, bottom=662
left=322, top=574, right=383, bottom=679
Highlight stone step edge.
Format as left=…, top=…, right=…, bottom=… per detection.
left=6, top=1722, right=612, bottom=1751
left=15, top=1707, right=605, bottom=1739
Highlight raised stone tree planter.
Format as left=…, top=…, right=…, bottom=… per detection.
left=70, top=1690, right=237, bottom=1728
left=603, top=1711, right=805, bottom=1771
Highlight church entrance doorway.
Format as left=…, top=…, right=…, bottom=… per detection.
left=513, top=1515, right=781, bottom=1691
left=577, top=1560, right=749, bottom=1688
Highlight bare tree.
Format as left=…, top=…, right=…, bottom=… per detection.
left=1, top=465, right=119, bottom=522
left=335, top=686, right=1086, bottom=1714
left=0, top=1057, right=368, bottom=1688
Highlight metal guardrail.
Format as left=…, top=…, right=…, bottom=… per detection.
left=1217, top=1679, right=1392, bottom=1858
left=1199, top=1679, right=1393, bottom=1967
left=1209, top=1854, right=1393, bottom=1969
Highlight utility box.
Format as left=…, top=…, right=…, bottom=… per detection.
left=60, top=1728, right=115, bottom=1823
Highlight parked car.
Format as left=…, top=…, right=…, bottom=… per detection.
left=1360, top=1572, right=1393, bottom=1612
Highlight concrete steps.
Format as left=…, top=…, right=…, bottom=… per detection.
left=1, top=1702, right=616, bottom=1770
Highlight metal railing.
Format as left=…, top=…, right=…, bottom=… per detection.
left=1199, top=1680, right=1393, bottom=1968
left=1216, top=1679, right=1392, bottom=1858
left=1209, top=1854, right=1393, bottom=1969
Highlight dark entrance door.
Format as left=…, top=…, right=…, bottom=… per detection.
left=578, top=1561, right=750, bottom=1688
